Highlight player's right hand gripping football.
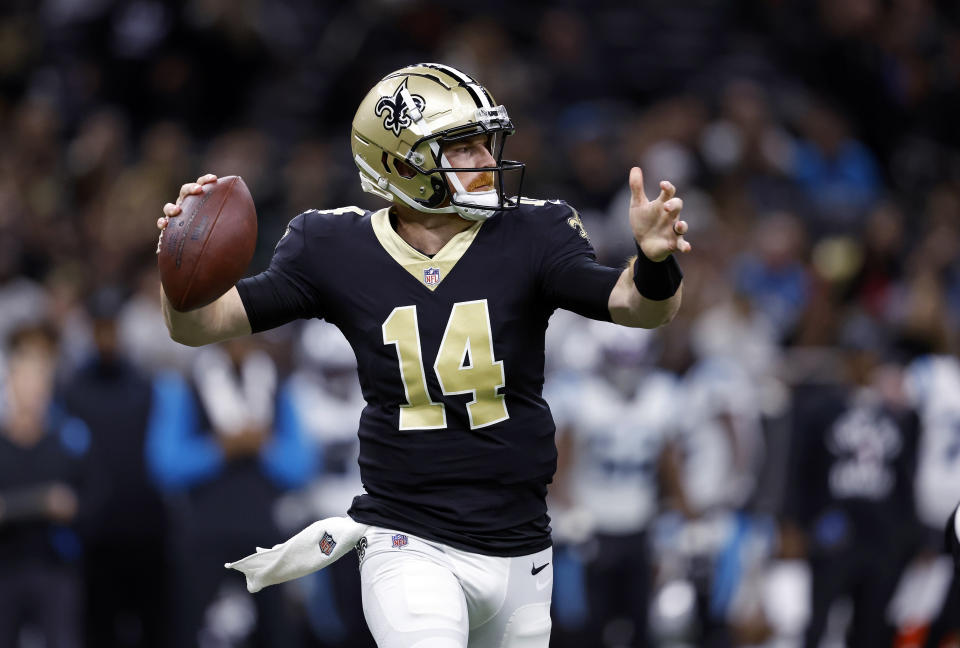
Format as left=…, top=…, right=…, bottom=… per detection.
left=156, top=174, right=219, bottom=254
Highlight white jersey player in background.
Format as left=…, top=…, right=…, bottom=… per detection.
left=903, top=352, right=960, bottom=645
left=285, top=321, right=372, bottom=646
left=545, top=318, right=688, bottom=648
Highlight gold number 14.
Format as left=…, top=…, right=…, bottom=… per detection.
left=382, top=300, right=509, bottom=430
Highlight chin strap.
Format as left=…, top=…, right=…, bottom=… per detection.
left=440, top=152, right=499, bottom=221
left=355, top=155, right=457, bottom=215
left=355, top=153, right=501, bottom=221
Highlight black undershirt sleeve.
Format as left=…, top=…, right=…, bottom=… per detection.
left=236, top=213, right=325, bottom=333
left=542, top=254, right=622, bottom=321
left=538, top=203, right=621, bottom=321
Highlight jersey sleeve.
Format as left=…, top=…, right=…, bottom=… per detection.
left=536, top=201, right=622, bottom=321
left=236, top=212, right=325, bottom=333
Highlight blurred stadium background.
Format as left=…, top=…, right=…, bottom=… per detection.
left=1, top=0, right=959, bottom=647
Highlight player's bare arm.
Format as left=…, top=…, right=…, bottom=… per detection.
left=156, top=174, right=252, bottom=346
left=608, top=166, right=689, bottom=328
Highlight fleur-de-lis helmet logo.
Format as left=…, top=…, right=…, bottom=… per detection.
left=375, top=79, right=426, bottom=137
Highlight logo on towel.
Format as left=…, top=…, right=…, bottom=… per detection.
left=355, top=536, right=367, bottom=562
left=319, top=531, right=337, bottom=556
left=392, top=534, right=408, bottom=549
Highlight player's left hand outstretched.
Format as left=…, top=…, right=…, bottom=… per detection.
left=628, top=167, right=691, bottom=262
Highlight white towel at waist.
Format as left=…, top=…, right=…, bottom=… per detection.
left=225, top=516, right=369, bottom=593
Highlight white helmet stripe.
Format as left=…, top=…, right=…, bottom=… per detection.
left=418, top=63, right=491, bottom=109
left=468, top=84, right=491, bottom=109
left=398, top=85, right=428, bottom=136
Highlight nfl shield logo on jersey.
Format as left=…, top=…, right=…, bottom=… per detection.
left=423, top=267, right=441, bottom=286
left=392, top=534, right=408, bottom=549
left=319, top=531, right=337, bottom=556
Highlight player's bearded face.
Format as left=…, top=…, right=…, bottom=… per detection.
left=442, top=134, right=497, bottom=194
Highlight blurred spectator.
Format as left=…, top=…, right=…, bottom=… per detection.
left=790, top=100, right=882, bottom=234
left=286, top=321, right=374, bottom=648
left=117, top=266, right=196, bottom=373
left=845, top=202, right=906, bottom=318
left=61, top=287, right=169, bottom=648
left=679, top=353, right=765, bottom=517
left=904, top=346, right=960, bottom=647
left=732, top=212, right=811, bottom=342
left=690, top=283, right=780, bottom=384
left=546, top=320, right=689, bottom=648
left=0, top=239, right=47, bottom=351
left=701, top=79, right=793, bottom=180
left=784, top=313, right=920, bottom=648
left=555, top=101, right=631, bottom=214
left=146, top=337, right=314, bottom=648
left=0, top=321, right=88, bottom=648
left=700, top=78, right=800, bottom=215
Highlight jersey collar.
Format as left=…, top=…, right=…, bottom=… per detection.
left=370, top=208, right=483, bottom=291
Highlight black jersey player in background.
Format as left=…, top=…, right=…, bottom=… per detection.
left=155, top=63, right=690, bottom=648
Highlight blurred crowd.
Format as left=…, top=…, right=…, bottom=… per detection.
left=2, top=0, right=960, bottom=647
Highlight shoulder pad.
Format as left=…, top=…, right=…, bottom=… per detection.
left=298, top=206, right=369, bottom=229
left=279, top=206, right=371, bottom=245
left=517, top=198, right=590, bottom=241
left=518, top=197, right=573, bottom=213
left=302, top=206, right=369, bottom=219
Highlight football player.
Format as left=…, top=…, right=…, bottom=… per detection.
left=545, top=320, right=688, bottom=647
left=783, top=315, right=919, bottom=648
left=156, top=63, right=689, bottom=648
left=904, top=351, right=960, bottom=646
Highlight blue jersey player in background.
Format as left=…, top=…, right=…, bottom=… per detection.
left=155, top=63, right=690, bottom=648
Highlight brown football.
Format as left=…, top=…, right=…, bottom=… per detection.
left=157, top=175, right=257, bottom=311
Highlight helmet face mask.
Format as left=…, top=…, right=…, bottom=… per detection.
left=413, top=125, right=524, bottom=218
left=351, top=63, right=526, bottom=221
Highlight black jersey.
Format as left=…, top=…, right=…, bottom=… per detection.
left=785, top=384, right=919, bottom=549
left=237, top=199, right=621, bottom=555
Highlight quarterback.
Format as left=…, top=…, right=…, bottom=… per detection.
left=156, top=63, right=689, bottom=648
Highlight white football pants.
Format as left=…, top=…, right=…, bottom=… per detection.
left=359, top=527, right=553, bottom=648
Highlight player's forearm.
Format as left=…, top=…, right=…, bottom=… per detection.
left=162, top=286, right=252, bottom=346
left=608, top=263, right=682, bottom=328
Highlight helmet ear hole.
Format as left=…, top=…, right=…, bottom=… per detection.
left=381, top=152, right=392, bottom=174
left=417, top=176, right=448, bottom=209
left=394, top=158, right=417, bottom=179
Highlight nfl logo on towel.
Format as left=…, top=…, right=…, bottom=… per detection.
left=392, top=534, right=408, bottom=549
left=319, top=531, right=337, bottom=556
left=423, top=267, right=440, bottom=286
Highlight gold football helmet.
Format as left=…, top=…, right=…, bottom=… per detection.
left=351, top=63, right=524, bottom=221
